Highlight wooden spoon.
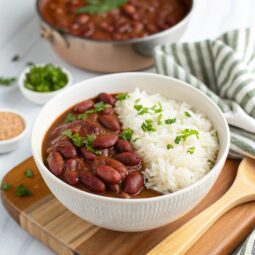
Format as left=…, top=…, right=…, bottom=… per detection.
left=147, top=157, right=255, bottom=255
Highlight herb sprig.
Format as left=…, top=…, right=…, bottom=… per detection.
left=63, top=130, right=101, bottom=154
left=119, top=128, right=134, bottom=141
left=16, top=184, right=32, bottom=197
left=0, top=77, right=16, bottom=86
left=141, top=119, right=156, bottom=132
left=116, top=93, right=130, bottom=101
left=1, top=183, right=10, bottom=191
left=75, top=0, right=128, bottom=15
left=24, top=168, right=34, bottom=178
left=77, top=102, right=106, bottom=120
left=175, top=129, right=199, bottom=144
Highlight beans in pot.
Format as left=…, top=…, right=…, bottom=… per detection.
left=42, top=92, right=160, bottom=198
left=39, top=0, right=191, bottom=41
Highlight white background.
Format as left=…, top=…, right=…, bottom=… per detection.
left=1, top=0, right=255, bottom=254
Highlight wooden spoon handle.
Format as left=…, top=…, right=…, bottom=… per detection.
left=147, top=186, right=255, bottom=255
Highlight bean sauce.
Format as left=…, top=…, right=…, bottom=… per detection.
left=39, top=0, right=191, bottom=41
left=42, top=93, right=161, bottom=198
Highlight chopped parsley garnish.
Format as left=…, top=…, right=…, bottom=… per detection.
left=115, top=93, right=130, bottom=101
left=175, top=129, right=199, bottom=144
left=165, top=118, right=176, bottom=125
left=0, top=77, right=16, bottom=86
left=27, top=62, right=35, bottom=66
left=119, top=128, right=134, bottom=142
left=151, top=102, right=163, bottom=113
left=75, top=0, right=128, bottom=14
left=157, top=114, right=163, bottom=125
left=167, top=144, right=173, bottom=150
left=185, top=111, right=191, bottom=117
left=16, top=184, right=32, bottom=197
left=24, top=64, right=68, bottom=92
left=134, top=102, right=162, bottom=116
left=77, top=102, right=106, bottom=120
left=1, top=183, right=10, bottom=191
left=65, top=113, right=77, bottom=123
left=63, top=130, right=101, bottom=154
left=141, top=119, right=156, bottom=132
left=24, top=168, right=34, bottom=178
left=11, top=54, right=20, bottom=62
left=187, top=146, right=195, bottom=154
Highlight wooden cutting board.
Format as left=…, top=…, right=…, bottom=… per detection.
left=1, top=157, right=255, bottom=255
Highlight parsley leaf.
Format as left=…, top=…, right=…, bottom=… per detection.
left=141, top=119, right=156, bottom=132
left=151, top=102, right=163, bottom=113
left=165, top=118, right=176, bottom=125
left=116, top=93, right=130, bottom=101
left=0, top=77, right=16, bottom=86
left=11, top=54, right=20, bottom=62
left=1, top=183, right=10, bottom=191
left=65, top=113, right=77, bottom=123
left=75, top=0, right=128, bottom=14
left=157, top=114, right=163, bottom=125
left=63, top=130, right=101, bottom=154
left=185, top=111, right=191, bottom=117
left=187, top=146, right=195, bottom=154
left=16, top=184, right=32, bottom=197
left=167, top=144, right=173, bottom=150
left=119, top=128, right=134, bottom=141
left=175, top=129, right=199, bottom=144
left=24, top=168, right=34, bottom=178
left=78, top=102, right=106, bottom=120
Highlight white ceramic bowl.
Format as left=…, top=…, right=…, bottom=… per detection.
left=0, top=109, right=27, bottom=153
left=31, top=73, right=230, bottom=232
left=19, top=64, right=72, bottom=105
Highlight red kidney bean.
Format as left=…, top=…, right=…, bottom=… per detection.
left=105, top=157, right=128, bottom=180
left=98, top=114, right=120, bottom=132
left=79, top=121, right=102, bottom=136
left=97, top=165, right=121, bottom=184
left=83, top=23, right=95, bottom=37
left=115, top=152, right=141, bottom=166
left=47, top=151, right=65, bottom=176
left=116, top=139, right=134, bottom=152
left=77, top=14, right=90, bottom=25
left=102, top=107, right=115, bottom=115
left=123, top=172, right=144, bottom=195
left=99, top=21, right=114, bottom=33
left=97, top=93, right=116, bottom=105
left=74, top=158, right=89, bottom=172
left=56, top=140, right=77, bottom=159
left=50, top=120, right=84, bottom=140
left=119, top=191, right=131, bottom=199
left=80, top=172, right=105, bottom=193
left=92, top=134, right=118, bottom=149
left=73, top=99, right=94, bottom=114
left=81, top=147, right=96, bottom=161
left=109, top=184, right=120, bottom=194
left=122, top=4, right=136, bottom=16
left=64, top=159, right=79, bottom=185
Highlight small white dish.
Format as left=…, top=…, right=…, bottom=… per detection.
left=18, top=64, right=72, bottom=105
left=0, top=109, right=27, bottom=153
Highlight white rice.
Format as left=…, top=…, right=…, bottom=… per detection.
left=115, top=89, right=219, bottom=194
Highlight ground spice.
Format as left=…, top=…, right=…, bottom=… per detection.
left=0, top=112, right=25, bottom=141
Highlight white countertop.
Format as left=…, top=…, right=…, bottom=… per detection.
left=1, top=0, right=255, bottom=254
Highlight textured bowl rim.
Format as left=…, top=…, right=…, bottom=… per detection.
left=36, top=0, right=194, bottom=45
left=32, top=72, right=230, bottom=204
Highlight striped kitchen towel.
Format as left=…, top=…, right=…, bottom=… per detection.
left=154, top=28, right=255, bottom=159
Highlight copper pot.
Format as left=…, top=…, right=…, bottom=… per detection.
left=36, top=0, right=194, bottom=73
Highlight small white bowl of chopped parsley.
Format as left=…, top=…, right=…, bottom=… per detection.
left=19, top=63, right=72, bottom=105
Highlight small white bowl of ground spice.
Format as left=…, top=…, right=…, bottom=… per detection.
left=0, top=109, right=27, bottom=153
left=19, top=63, right=72, bottom=105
